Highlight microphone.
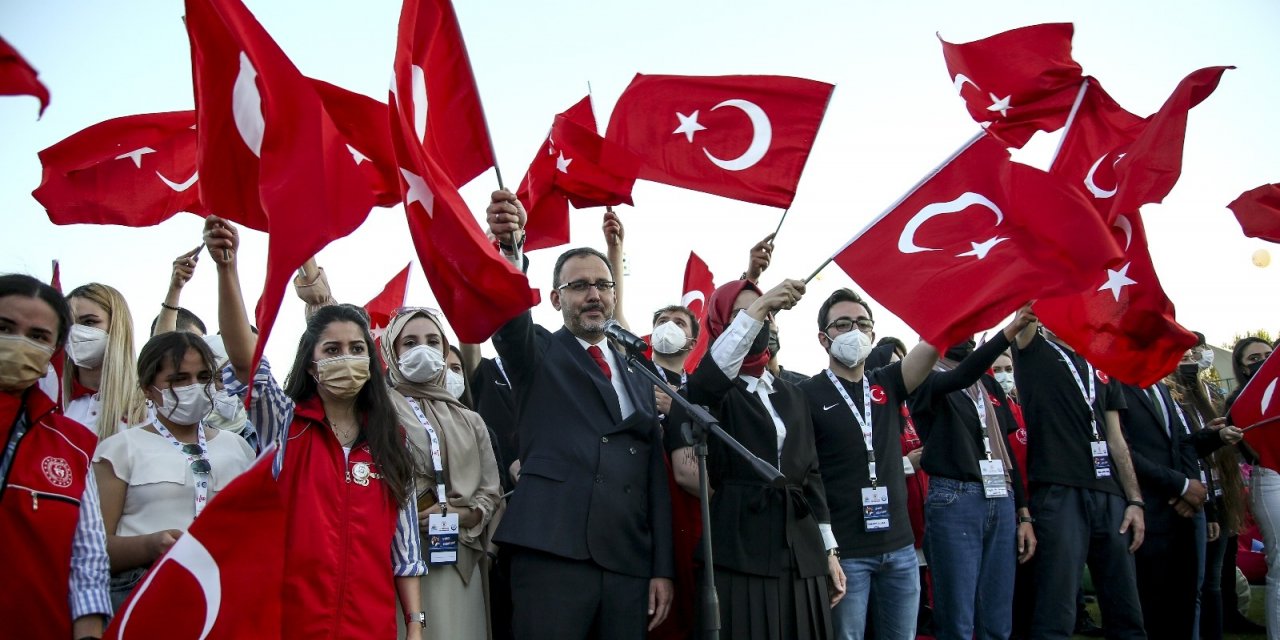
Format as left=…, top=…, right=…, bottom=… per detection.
left=603, top=320, right=649, bottom=356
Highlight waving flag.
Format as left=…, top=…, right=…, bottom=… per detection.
left=364, top=263, right=411, bottom=339
left=680, top=252, right=716, bottom=373
left=606, top=73, right=833, bottom=208
left=0, top=35, right=49, bottom=116
left=939, top=23, right=1084, bottom=148
left=1235, top=351, right=1280, bottom=469
left=519, top=96, right=641, bottom=251
left=390, top=0, right=538, bottom=343
left=186, top=0, right=375, bottom=385
left=34, top=111, right=208, bottom=228
left=832, top=135, right=1121, bottom=348
left=1229, top=183, right=1280, bottom=243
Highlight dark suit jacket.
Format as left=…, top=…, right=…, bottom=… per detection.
left=1119, top=383, right=1201, bottom=533
left=491, top=311, right=674, bottom=579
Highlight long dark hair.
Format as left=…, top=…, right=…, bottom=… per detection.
left=137, top=332, right=217, bottom=405
left=0, top=274, right=71, bottom=347
left=283, top=304, right=413, bottom=505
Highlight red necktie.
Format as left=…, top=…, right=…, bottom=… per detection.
left=587, top=345, right=612, bottom=381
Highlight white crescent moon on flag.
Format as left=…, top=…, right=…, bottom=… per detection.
left=898, top=192, right=1004, bottom=254
left=702, top=99, right=772, bottom=172
left=232, top=52, right=264, bottom=158
left=1084, top=152, right=1126, bottom=199
left=1114, top=214, right=1134, bottom=251
left=157, top=170, right=199, bottom=192
left=1262, top=378, right=1277, bottom=414
left=680, top=290, right=705, bottom=312
left=952, top=73, right=980, bottom=94
left=411, top=64, right=428, bottom=144
left=118, top=534, right=222, bottom=640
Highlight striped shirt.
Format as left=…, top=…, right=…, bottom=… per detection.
left=70, top=470, right=112, bottom=620
left=222, top=358, right=426, bottom=577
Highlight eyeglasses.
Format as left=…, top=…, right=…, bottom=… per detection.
left=825, top=317, right=875, bottom=334
left=557, top=280, right=616, bottom=293
left=181, top=443, right=211, bottom=474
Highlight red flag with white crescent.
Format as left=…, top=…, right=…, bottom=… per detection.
left=1235, top=351, right=1280, bottom=469
left=364, top=263, right=411, bottom=340
left=105, top=453, right=286, bottom=639
left=606, top=74, right=833, bottom=209
left=680, top=251, right=715, bottom=373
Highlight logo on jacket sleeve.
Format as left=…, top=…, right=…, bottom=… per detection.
left=870, top=385, right=887, bottom=405
left=41, top=457, right=74, bottom=488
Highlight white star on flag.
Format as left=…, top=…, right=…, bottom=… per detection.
left=116, top=147, right=156, bottom=168
left=400, top=168, right=434, bottom=217
left=347, top=144, right=369, bottom=165
left=956, top=236, right=1009, bottom=259
left=1097, top=262, right=1137, bottom=301
left=673, top=111, right=707, bottom=143
left=556, top=152, right=572, bottom=173
left=986, top=93, right=1012, bottom=118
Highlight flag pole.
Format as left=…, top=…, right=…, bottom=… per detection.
left=1047, top=78, right=1091, bottom=168
left=1242, top=415, right=1280, bottom=433
left=772, top=208, right=790, bottom=242
left=802, top=130, right=986, bottom=284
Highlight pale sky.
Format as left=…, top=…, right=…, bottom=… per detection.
left=2, top=1, right=1277, bottom=376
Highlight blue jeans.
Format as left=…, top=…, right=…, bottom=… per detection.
left=832, top=543, right=919, bottom=640
left=923, top=476, right=1016, bottom=640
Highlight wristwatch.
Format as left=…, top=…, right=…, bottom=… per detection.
left=405, top=611, right=426, bottom=628
left=826, top=548, right=840, bottom=558
left=1126, top=499, right=1146, bottom=509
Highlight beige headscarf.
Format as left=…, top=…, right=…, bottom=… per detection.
left=381, top=310, right=501, bottom=584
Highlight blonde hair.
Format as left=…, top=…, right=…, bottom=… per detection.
left=64, top=283, right=149, bottom=440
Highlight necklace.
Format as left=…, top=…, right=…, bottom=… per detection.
left=327, top=419, right=358, bottom=446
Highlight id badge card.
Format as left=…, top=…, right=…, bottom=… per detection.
left=1090, top=441, right=1112, bottom=478
left=1212, top=467, right=1224, bottom=497
left=427, top=512, right=460, bottom=565
left=979, top=459, right=1008, bottom=498
left=861, top=486, right=890, bottom=532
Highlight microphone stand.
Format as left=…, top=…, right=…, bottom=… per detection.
left=619, top=347, right=786, bottom=640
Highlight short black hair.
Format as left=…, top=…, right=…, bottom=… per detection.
left=552, top=247, right=613, bottom=289
left=876, top=335, right=907, bottom=358
left=817, top=288, right=873, bottom=332
left=0, top=273, right=72, bottom=348
left=150, top=307, right=207, bottom=336
left=651, top=305, right=700, bottom=339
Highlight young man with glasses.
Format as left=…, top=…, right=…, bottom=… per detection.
left=484, top=190, right=674, bottom=640
left=797, top=288, right=937, bottom=640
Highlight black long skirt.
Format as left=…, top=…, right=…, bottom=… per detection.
left=702, top=559, right=832, bottom=640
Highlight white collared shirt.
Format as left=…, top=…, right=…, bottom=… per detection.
left=576, top=336, right=636, bottom=419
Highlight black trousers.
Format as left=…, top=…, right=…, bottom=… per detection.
left=1028, top=484, right=1146, bottom=639
left=1134, top=517, right=1199, bottom=639
left=509, top=547, right=649, bottom=640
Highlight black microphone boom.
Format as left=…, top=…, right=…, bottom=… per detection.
left=603, top=320, right=649, bottom=355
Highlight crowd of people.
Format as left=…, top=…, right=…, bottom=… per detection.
left=1, top=190, right=1276, bottom=640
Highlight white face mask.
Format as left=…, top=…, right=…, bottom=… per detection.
left=828, top=329, right=873, bottom=368
left=399, top=344, right=445, bottom=383
left=154, top=382, right=215, bottom=426
left=445, top=370, right=466, bottom=400
left=67, top=324, right=109, bottom=369
left=993, top=371, right=1015, bottom=395
left=650, top=321, right=690, bottom=355
left=1197, top=349, right=1215, bottom=371
left=206, top=388, right=248, bottom=433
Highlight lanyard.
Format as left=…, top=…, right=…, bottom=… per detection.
left=826, top=369, right=877, bottom=486
left=1045, top=341, right=1102, bottom=440
left=406, top=398, right=448, bottom=508
left=935, top=363, right=993, bottom=460
left=152, top=419, right=210, bottom=516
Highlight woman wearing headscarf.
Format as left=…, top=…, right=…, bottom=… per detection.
left=679, top=277, right=842, bottom=640
left=381, top=308, right=502, bottom=640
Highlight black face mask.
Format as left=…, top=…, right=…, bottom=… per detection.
left=1246, top=360, right=1266, bottom=380
left=945, top=339, right=976, bottom=362
left=767, top=329, right=781, bottom=356
left=1178, top=363, right=1199, bottom=380
left=749, top=320, right=771, bottom=356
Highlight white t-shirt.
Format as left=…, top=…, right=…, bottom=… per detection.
left=94, top=426, right=255, bottom=536
left=64, top=393, right=155, bottom=437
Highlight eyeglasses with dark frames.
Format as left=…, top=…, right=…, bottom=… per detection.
left=556, top=280, right=617, bottom=293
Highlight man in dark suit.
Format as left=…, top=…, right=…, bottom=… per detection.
left=486, top=190, right=674, bottom=640
left=1120, top=380, right=1207, bottom=640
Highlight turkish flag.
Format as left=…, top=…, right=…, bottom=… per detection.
left=105, top=454, right=286, bottom=639
left=939, top=23, right=1084, bottom=148
left=364, top=263, right=411, bottom=338
left=1235, top=352, right=1280, bottom=468
left=680, top=251, right=716, bottom=374
left=518, top=96, right=641, bottom=251
left=1229, top=183, right=1280, bottom=243
left=1034, top=210, right=1197, bottom=387
left=606, top=73, right=833, bottom=209
left=34, top=110, right=208, bottom=228
left=390, top=0, right=494, bottom=188
left=1051, top=67, right=1231, bottom=222
left=833, top=135, right=1122, bottom=349
left=391, top=0, right=539, bottom=343
left=310, top=79, right=401, bottom=208
left=187, top=0, right=375, bottom=386
left=0, top=35, right=49, bottom=116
